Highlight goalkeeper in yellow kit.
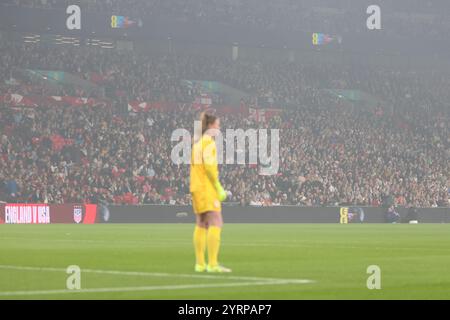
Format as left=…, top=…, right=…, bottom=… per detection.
left=190, top=112, right=231, bottom=273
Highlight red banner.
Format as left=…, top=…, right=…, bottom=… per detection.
left=0, top=203, right=98, bottom=224
left=127, top=101, right=177, bottom=113
left=214, top=104, right=249, bottom=116
left=0, top=94, right=111, bottom=108
left=249, top=108, right=282, bottom=122
left=192, top=94, right=212, bottom=110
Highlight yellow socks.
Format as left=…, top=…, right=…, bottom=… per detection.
left=207, top=226, right=222, bottom=267
left=193, top=226, right=207, bottom=266
left=194, top=225, right=222, bottom=268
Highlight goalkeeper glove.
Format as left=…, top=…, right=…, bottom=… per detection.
left=214, top=181, right=227, bottom=202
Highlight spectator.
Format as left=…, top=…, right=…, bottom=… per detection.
left=0, top=38, right=449, bottom=207
left=385, top=205, right=401, bottom=223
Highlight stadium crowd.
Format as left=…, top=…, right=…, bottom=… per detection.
left=3, top=0, right=450, bottom=38
left=0, top=41, right=449, bottom=208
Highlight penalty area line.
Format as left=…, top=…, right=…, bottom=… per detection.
left=0, top=280, right=313, bottom=297
left=0, top=265, right=315, bottom=283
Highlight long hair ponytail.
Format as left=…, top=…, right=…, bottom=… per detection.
left=200, top=111, right=218, bottom=135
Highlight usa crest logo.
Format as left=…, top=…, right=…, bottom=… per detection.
left=73, top=206, right=82, bottom=224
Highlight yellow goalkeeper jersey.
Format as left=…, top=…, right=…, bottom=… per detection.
left=190, top=134, right=221, bottom=214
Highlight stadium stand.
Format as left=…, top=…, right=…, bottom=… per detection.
left=0, top=37, right=448, bottom=207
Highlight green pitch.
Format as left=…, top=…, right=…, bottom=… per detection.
left=0, top=223, right=450, bottom=299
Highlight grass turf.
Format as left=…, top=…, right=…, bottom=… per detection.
left=0, top=223, right=450, bottom=299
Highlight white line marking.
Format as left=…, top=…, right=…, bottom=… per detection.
left=0, top=279, right=312, bottom=297
left=0, top=265, right=314, bottom=297
left=0, top=265, right=314, bottom=283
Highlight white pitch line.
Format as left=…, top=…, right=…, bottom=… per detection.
left=0, top=265, right=314, bottom=283
left=0, top=279, right=312, bottom=297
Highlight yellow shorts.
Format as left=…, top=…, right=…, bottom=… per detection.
left=191, top=191, right=221, bottom=214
